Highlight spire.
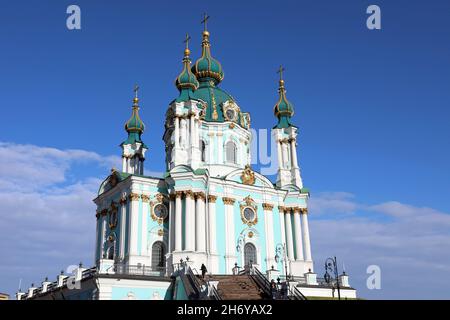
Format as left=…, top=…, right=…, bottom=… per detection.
left=192, top=13, right=224, bottom=85
left=123, top=85, right=146, bottom=145
left=273, top=65, right=295, bottom=129
left=175, top=33, right=199, bottom=96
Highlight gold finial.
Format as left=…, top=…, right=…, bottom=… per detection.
left=201, top=12, right=210, bottom=37
left=183, top=33, right=191, bottom=56
left=133, top=84, right=139, bottom=105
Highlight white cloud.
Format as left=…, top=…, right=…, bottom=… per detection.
left=0, top=142, right=116, bottom=296
left=309, top=192, right=450, bottom=299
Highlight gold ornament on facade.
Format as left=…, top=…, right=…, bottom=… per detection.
left=128, top=193, right=140, bottom=201
left=262, top=203, right=274, bottom=211
left=141, top=194, right=150, bottom=203
left=194, top=192, right=206, bottom=200
left=185, top=190, right=195, bottom=199
left=241, top=165, right=255, bottom=185
left=175, top=191, right=184, bottom=198
left=248, top=231, right=254, bottom=238
left=158, top=229, right=164, bottom=237
left=278, top=206, right=285, bottom=213
left=208, top=195, right=217, bottom=203
left=108, top=234, right=115, bottom=242
left=240, top=196, right=258, bottom=226
left=108, top=202, right=118, bottom=229
left=222, top=197, right=236, bottom=205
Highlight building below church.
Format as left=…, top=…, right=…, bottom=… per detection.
left=17, top=22, right=356, bottom=300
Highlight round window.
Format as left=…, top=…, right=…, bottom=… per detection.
left=226, top=109, right=236, bottom=121
left=153, top=204, right=168, bottom=219
left=243, top=207, right=256, bottom=222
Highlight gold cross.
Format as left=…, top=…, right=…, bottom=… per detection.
left=201, top=13, right=210, bottom=31
left=134, top=84, right=139, bottom=99
left=277, top=65, right=285, bottom=81
left=184, top=33, right=191, bottom=49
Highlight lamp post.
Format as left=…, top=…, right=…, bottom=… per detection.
left=275, top=243, right=289, bottom=282
left=324, top=256, right=341, bottom=300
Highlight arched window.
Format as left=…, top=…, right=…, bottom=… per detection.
left=244, top=243, right=257, bottom=267
left=226, top=141, right=237, bottom=164
left=107, top=244, right=115, bottom=260
left=151, top=241, right=166, bottom=270
left=200, top=140, right=206, bottom=162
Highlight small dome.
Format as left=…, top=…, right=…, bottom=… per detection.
left=125, top=98, right=145, bottom=133
left=175, top=46, right=199, bottom=91
left=192, top=31, right=224, bottom=85
left=273, top=79, right=295, bottom=129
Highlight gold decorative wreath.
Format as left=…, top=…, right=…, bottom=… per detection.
left=241, top=165, right=255, bottom=185
left=240, top=196, right=258, bottom=226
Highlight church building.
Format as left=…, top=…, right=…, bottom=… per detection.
left=18, top=20, right=356, bottom=300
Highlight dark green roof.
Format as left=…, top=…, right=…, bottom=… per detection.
left=273, top=80, right=295, bottom=129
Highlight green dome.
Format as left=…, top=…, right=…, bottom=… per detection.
left=191, top=82, right=234, bottom=121
left=123, top=97, right=146, bottom=145
left=273, top=79, right=295, bottom=129
left=191, top=31, right=224, bottom=85
left=175, top=47, right=199, bottom=92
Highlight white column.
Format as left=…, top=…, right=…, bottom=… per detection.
left=223, top=197, right=236, bottom=273
left=141, top=194, right=149, bottom=255
left=301, top=210, right=312, bottom=261
left=185, top=191, right=195, bottom=251
left=217, top=131, right=223, bottom=164
left=128, top=193, right=140, bottom=257
left=290, top=138, right=298, bottom=168
left=278, top=206, right=286, bottom=251
left=208, top=195, right=217, bottom=254
left=293, top=208, right=304, bottom=261
left=119, top=199, right=127, bottom=260
left=175, top=192, right=182, bottom=251
left=190, top=114, right=196, bottom=147
left=282, top=142, right=289, bottom=169
left=195, top=193, right=206, bottom=252
left=169, top=196, right=175, bottom=252
left=284, top=209, right=295, bottom=261
left=122, top=156, right=126, bottom=173
left=263, top=203, right=276, bottom=270
left=277, top=140, right=283, bottom=169
left=174, top=116, right=179, bottom=149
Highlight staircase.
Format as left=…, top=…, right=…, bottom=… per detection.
left=206, top=275, right=269, bottom=300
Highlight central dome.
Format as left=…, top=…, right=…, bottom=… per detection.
left=191, top=31, right=224, bottom=85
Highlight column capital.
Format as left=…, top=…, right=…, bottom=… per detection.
left=128, top=193, right=140, bottom=201
left=293, top=207, right=301, bottom=214
left=194, top=192, right=206, bottom=200
left=141, top=194, right=150, bottom=203
left=278, top=206, right=285, bottom=213
left=119, top=197, right=127, bottom=205
left=262, top=203, right=274, bottom=211
left=301, top=208, right=309, bottom=214
left=169, top=193, right=176, bottom=201
left=208, top=195, right=217, bottom=203
left=185, top=190, right=195, bottom=199
left=222, top=197, right=236, bottom=205
left=175, top=191, right=184, bottom=198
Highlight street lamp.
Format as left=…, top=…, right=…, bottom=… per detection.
left=324, top=256, right=341, bottom=300
left=275, top=243, right=289, bottom=282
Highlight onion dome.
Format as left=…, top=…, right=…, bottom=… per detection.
left=175, top=34, right=199, bottom=102
left=191, top=29, right=224, bottom=85
left=175, top=34, right=199, bottom=92
left=123, top=88, right=146, bottom=145
left=273, top=67, right=295, bottom=129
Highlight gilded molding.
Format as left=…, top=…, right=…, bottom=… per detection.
left=241, top=165, right=255, bottom=185
left=175, top=191, right=184, bottom=198
left=128, top=193, right=140, bottom=201
left=101, top=209, right=108, bottom=216
left=194, top=192, right=206, bottom=200
left=222, top=197, right=236, bottom=205
left=293, top=207, right=301, bottom=214
left=141, top=194, right=150, bottom=203
left=208, top=195, right=217, bottom=203
left=301, top=208, right=309, bottom=214
left=185, top=190, right=195, bottom=199
left=278, top=206, right=285, bottom=213
left=262, top=203, right=274, bottom=211
left=119, top=197, right=127, bottom=205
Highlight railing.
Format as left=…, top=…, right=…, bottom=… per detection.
left=114, top=264, right=166, bottom=277
left=290, top=285, right=307, bottom=300
left=82, top=267, right=97, bottom=279
left=279, top=275, right=307, bottom=284
left=251, top=267, right=272, bottom=299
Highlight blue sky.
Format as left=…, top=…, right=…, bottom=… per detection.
left=0, top=0, right=450, bottom=299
